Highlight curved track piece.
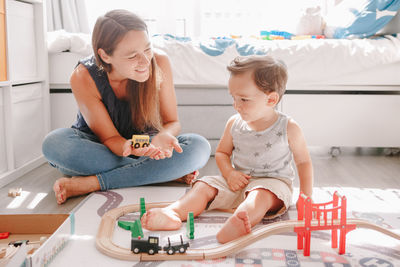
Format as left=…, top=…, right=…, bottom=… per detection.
left=96, top=202, right=400, bottom=261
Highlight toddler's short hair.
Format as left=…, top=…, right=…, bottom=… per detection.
left=227, top=55, right=288, bottom=101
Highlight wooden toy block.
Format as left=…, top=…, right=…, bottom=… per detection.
left=132, top=220, right=144, bottom=238
left=8, top=187, right=22, bottom=197
left=131, top=135, right=150, bottom=149
left=140, top=197, right=146, bottom=218
left=118, top=220, right=144, bottom=238
left=117, top=220, right=134, bottom=231
left=186, top=212, right=194, bottom=239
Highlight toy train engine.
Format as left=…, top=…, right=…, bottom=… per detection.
left=131, top=135, right=150, bottom=149
left=162, top=235, right=189, bottom=255
left=131, top=236, right=161, bottom=255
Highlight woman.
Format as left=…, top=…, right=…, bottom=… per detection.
left=42, top=10, right=211, bottom=204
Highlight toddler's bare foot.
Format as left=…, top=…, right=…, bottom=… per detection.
left=141, top=208, right=182, bottom=231
left=175, top=170, right=199, bottom=184
left=216, top=211, right=251, bottom=244
left=53, top=176, right=100, bottom=205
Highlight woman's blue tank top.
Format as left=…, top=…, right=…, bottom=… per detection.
left=71, top=56, right=142, bottom=139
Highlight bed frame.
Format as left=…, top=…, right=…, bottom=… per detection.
left=49, top=52, right=400, bottom=155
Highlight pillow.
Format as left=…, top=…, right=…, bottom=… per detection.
left=324, top=0, right=400, bottom=38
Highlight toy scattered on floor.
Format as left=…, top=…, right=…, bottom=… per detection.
left=0, top=237, right=48, bottom=262
left=119, top=212, right=189, bottom=256
left=8, top=187, right=21, bottom=197
left=140, top=197, right=146, bottom=218
left=8, top=240, right=28, bottom=247
left=294, top=191, right=356, bottom=256
left=131, top=135, right=150, bottom=149
left=163, top=235, right=189, bottom=255
left=186, top=212, right=194, bottom=239
left=118, top=219, right=144, bottom=238
left=96, top=197, right=400, bottom=261
left=131, top=234, right=189, bottom=255
left=131, top=235, right=161, bottom=255
left=0, top=232, right=10, bottom=239
left=7, top=237, right=47, bottom=247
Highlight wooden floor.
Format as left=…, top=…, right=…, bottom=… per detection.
left=0, top=147, right=399, bottom=215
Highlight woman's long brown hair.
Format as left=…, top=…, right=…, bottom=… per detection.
left=92, top=9, right=161, bottom=132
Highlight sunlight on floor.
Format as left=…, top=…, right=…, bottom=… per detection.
left=348, top=229, right=400, bottom=248
left=27, top=193, right=48, bottom=209
left=6, top=191, right=30, bottom=209
left=70, top=234, right=94, bottom=241
left=6, top=191, right=48, bottom=210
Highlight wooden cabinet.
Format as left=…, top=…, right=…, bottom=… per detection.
left=0, top=0, right=49, bottom=187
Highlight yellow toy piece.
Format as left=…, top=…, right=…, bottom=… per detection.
left=131, top=135, right=150, bottom=149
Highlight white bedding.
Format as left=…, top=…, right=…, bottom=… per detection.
left=47, top=32, right=400, bottom=148
left=47, top=31, right=400, bottom=87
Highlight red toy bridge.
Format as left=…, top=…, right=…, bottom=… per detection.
left=294, top=191, right=356, bottom=256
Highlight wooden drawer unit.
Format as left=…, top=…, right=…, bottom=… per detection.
left=0, top=0, right=49, bottom=188
left=281, top=94, right=400, bottom=147
left=11, top=83, right=46, bottom=168
left=7, top=0, right=37, bottom=81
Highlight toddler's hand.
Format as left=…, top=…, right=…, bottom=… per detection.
left=296, top=197, right=316, bottom=218
left=226, top=170, right=251, bottom=192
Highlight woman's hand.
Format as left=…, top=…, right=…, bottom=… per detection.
left=148, top=132, right=183, bottom=160
left=225, top=170, right=251, bottom=192
left=122, top=139, right=161, bottom=158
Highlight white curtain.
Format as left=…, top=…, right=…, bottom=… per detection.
left=47, top=0, right=90, bottom=33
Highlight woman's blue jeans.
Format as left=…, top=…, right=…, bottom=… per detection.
left=42, top=128, right=211, bottom=190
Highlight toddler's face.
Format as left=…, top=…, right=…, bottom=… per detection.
left=228, top=71, right=271, bottom=123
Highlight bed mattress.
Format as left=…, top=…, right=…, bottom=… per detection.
left=48, top=34, right=400, bottom=88
left=151, top=35, right=400, bottom=88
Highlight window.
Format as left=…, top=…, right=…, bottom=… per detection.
left=85, top=0, right=325, bottom=38
left=149, top=237, right=158, bottom=244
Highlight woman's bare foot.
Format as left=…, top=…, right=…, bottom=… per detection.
left=216, top=211, right=252, bottom=244
left=174, top=170, right=199, bottom=184
left=141, top=208, right=182, bottom=231
left=53, top=176, right=100, bottom=205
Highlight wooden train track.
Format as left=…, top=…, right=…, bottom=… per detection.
left=96, top=202, right=400, bottom=261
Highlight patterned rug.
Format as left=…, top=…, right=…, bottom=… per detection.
left=50, top=186, right=400, bottom=267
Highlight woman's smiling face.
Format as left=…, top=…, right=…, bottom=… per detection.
left=107, top=30, right=153, bottom=82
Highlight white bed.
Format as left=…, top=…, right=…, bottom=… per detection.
left=48, top=32, right=400, bottom=154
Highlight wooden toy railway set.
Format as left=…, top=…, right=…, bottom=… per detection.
left=95, top=192, right=400, bottom=261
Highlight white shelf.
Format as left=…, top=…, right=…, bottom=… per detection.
left=10, top=77, right=46, bottom=86
left=0, top=0, right=49, bottom=187
left=16, top=0, right=42, bottom=4
left=0, top=81, right=10, bottom=86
